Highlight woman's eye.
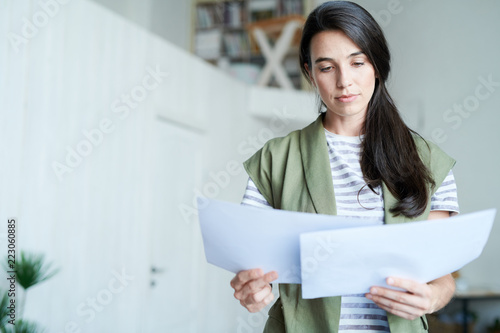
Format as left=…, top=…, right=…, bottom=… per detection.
left=353, top=62, right=364, bottom=67
left=320, top=66, right=332, bottom=72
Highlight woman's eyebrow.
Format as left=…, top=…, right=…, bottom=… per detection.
left=314, top=51, right=365, bottom=64
left=348, top=51, right=364, bottom=58
left=314, top=57, right=333, bottom=64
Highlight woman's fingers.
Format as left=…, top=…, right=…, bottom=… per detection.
left=230, top=269, right=278, bottom=313
left=234, top=270, right=278, bottom=300
left=366, top=277, right=434, bottom=320
left=386, top=277, right=431, bottom=298
left=367, top=288, right=424, bottom=319
left=230, top=268, right=264, bottom=291
left=244, top=289, right=275, bottom=313
left=371, top=300, right=421, bottom=320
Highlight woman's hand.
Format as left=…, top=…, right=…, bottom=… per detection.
left=230, top=268, right=278, bottom=313
left=365, top=274, right=455, bottom=320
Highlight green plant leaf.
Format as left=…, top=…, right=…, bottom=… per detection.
left=0, top=289, right=10, bottom=332
left=13, top=252, right=59, bottom=291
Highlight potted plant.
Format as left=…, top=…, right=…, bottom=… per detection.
left=0, top=251, right=58, bottom=333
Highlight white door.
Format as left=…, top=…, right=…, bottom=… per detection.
left=143, top=118, right=205, bottom=332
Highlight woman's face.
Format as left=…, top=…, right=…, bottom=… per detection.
left=306, top=30, right=376, bottom=124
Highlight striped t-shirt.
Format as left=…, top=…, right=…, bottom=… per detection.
left=241, top=128, right=459, bottom=332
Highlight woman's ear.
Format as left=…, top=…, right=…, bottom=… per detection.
left=304, top=63, right=316, bottom=88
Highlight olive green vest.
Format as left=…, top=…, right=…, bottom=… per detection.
left=243, top=114, right=455, bottom=333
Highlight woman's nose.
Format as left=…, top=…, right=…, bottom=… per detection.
left=336, top=68, right=352, bottom=88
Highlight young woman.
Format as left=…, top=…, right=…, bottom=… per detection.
left=231, top=1, right=459, bottom=332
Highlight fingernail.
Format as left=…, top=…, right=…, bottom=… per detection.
left=387, top=278, right=394, bottom=285
left=371, top=288, right=377, bottom=295
left=366, top=294, right=373, bottom=299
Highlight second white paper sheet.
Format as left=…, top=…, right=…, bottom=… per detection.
left=300, top=209, right=496, bottom=299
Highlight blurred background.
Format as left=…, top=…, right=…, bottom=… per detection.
left=0, top=0, right=499, bottom=332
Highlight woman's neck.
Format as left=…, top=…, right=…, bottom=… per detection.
left=322, top=110, right=365, bottom=137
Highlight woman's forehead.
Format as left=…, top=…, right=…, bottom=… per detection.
left=310, top=30, right=363, bottom=61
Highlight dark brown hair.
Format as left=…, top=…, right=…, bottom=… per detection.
left=299, top=1, right=434, bottom=218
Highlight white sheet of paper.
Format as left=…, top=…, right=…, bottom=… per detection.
left=300, top=209, right=496, bottom=299
left=197, top=198, right=379, bottom=283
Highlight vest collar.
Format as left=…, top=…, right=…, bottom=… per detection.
left=299, top=114, right=337, bottom=216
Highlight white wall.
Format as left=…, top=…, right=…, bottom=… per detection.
left=90, top=0, right=193, bottom=51
left=0, top=1, right=315, bottom=332
left=89, top=0, right=152, bottom=29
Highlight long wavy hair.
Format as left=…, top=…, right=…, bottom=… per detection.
left=299, top=1, right=434, bottom=218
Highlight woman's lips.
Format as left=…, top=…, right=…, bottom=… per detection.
left=336, top=94, right=359, bottom=103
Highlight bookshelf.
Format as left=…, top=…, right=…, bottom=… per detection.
left=192, top=0, right=314, bottom=89
left=194, top=1, right=249, bottom=61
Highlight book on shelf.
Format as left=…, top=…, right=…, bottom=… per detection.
left=279, top=0, right=303, bottom=16
left=248, top=0, right=277, bottom=21
left=224, top=2, right=245, bottom=28
left=223, top=32, right=250, bottom=58
left=195, top=29, right=223, bottom=59
left=196, top=5, right=224, bottom=28
left=197, top=2, right=248, bottom=29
